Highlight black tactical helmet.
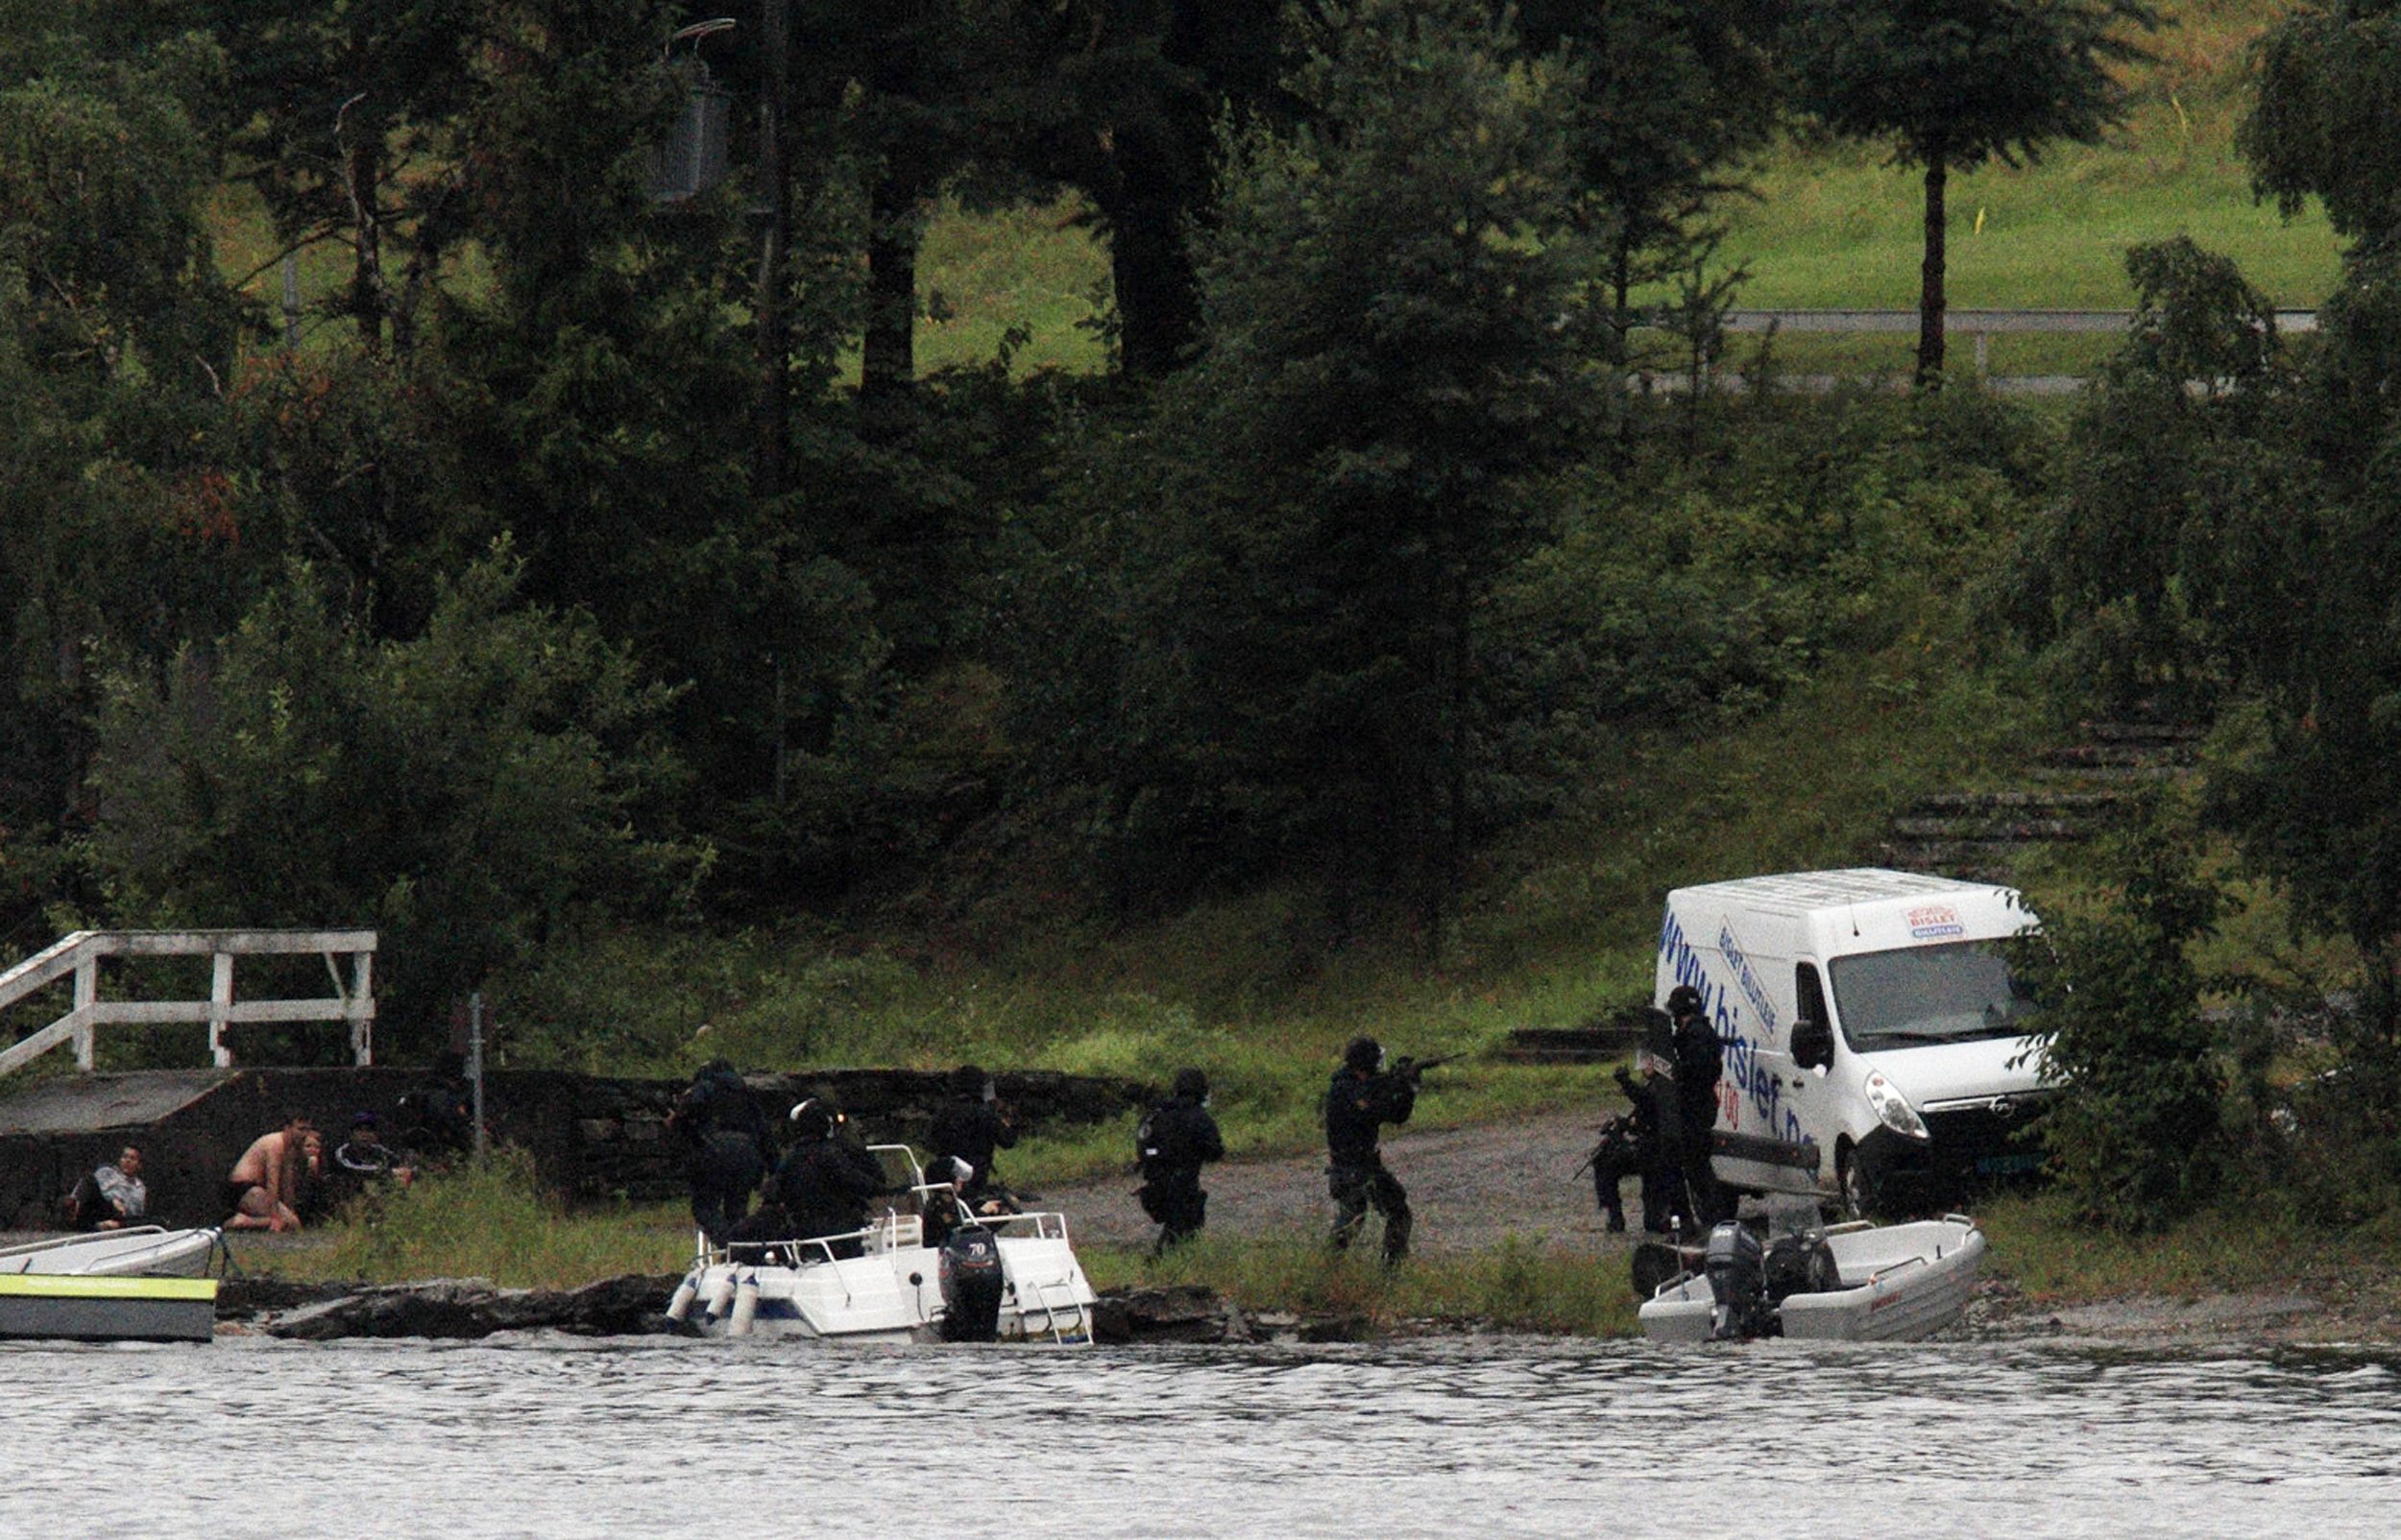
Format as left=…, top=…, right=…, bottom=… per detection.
left=1344, top=1037, right=1384, bottom=1073
left=788, top=1097, right=836, bottom=1140
left=1173, top=1067, right=1208, bottom=1100
left=1666, top=984, right=1704, bottom=1018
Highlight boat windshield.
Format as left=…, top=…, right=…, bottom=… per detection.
left=1829, top=939, right=2043, bottom=1052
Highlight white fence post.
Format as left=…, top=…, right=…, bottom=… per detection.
left=351, top=950, right=375, bottom=1066
left=209, top=950, right=235, bottom=1068
left=72, top=957, right=97, bottom=1070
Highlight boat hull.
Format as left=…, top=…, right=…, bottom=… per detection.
left=0, top=1273, right=218, bottom=1342
left=1637, top=1216, right=1984, bottom=1344
left=675, top=1225, right=1098, bottom=1343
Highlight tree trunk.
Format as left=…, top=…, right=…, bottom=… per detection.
left=754, top=0, right=792, bottom=505
left=345, top=135, right=387, bottom=351
left=860, top=170, right=920, bottom=440
left=1100, top=179, right=1196, bottom=378
left=1917, top=152, right=1948, bottom=389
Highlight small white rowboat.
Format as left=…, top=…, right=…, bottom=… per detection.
left=1639, top=1215, right=1986, bottom=1343
left=0, top=1225, right=225, bottom=1280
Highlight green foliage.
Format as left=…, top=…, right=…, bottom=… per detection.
left=1018, top=0, right=1605, bottom=929
left=1785, top=0, right=2162, bottom=377
left=293, top=1145, right=691, bottom=1287
left=2020, top=810, right=2232, bottom=1233
left=1517, top=0, right=1781, bottom=359
left=1787, top=0, right=2162, bottom=173
left=76, top=549, right=699, bottom=1052
left=2019, top=236, right=2301, bottom=713
left=2243, top=0, right=2401, bottom=254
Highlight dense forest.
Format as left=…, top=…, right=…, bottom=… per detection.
left=8, top=0, right=2401, bottom=1225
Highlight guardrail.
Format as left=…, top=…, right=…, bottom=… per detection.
left=0, top=929, right=377, bottom=1078
left=1713, top=308, right=2319, bottom=377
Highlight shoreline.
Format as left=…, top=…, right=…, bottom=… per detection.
left=184, top=1253, right=2401, bottom=1349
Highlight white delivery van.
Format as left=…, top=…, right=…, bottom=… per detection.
left=1654, top=869, right=2050, bottom=1217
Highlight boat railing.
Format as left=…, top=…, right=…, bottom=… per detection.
left=0, top=1225, right=177, bottom=1260
left=1865, top=1254, right=1930, bottom=1287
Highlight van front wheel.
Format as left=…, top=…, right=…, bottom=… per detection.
left=1838, top=1143, right=1880, bottom=1221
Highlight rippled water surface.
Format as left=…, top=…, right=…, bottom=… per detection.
left=6, top=1335, right=2397, bottom=1537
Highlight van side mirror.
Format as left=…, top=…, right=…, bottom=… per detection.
left=1791, top=1016, right=1833, bottom=1071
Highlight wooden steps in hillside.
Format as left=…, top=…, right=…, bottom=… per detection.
left=1875, top=720, right=2203, bottom=881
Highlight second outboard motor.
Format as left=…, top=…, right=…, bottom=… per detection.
left=938, top=1223, right=1005, bottom=1343
left=1761, top=1231, right=1840, bottom=1305
left=1703, top=1220, right=1776, bottom=1341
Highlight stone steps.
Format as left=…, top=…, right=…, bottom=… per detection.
left=1875, top=718, right=2200, bottom=879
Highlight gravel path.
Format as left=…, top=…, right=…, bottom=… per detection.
left=1032, top=1106, right=1649, bottom=1257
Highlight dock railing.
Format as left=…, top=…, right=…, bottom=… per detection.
left=0, top=929, right=377, bottom=1078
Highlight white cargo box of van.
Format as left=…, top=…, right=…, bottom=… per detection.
left=1654, top=869, right=2049, bottom=1216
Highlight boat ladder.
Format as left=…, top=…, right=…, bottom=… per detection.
left=1019, top=1276, right=1091, bottom=1346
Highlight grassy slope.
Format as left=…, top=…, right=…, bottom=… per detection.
left=1727, top=0, right=2338, bottom=309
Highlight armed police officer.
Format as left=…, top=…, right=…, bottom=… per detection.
left=1325, top=1037, right=1421, bottom=1265
left=667, top=1058, right=776, bottom=1245
left=1136, top=1068, right=1225, bottom=1256
left=1665, top=985, right=1730, bottom=1232
left=768, top=1098, right=889, bottom=1259
left=928, top=1064, right=1019, bottom=1214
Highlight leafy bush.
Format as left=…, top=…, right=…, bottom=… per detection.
left=2022, top=811, right=2231, bottom=1232
left=76, top=547, right=700, bottom=1056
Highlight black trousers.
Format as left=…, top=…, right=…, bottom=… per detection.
left=1143, top=1174, right=1208, bottom=1253
left=1329, top=1158, right=1412, bottom=1263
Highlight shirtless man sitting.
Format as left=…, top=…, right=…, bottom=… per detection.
left=226, top=1111, right=316, bottom=1232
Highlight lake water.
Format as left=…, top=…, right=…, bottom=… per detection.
left=4, top=1334, right=2396, bottom=1537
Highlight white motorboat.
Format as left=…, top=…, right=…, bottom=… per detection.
left=1638, top=1215, right=1986, bottom=1343
left=666, top=1145, right=1099, bottom=1344
left=0, top=1225, right=226, bottom=1279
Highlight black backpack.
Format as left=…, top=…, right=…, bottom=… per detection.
left=1136, top=1099, right=1185, bottom=1176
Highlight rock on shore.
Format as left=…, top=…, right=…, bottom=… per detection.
left=234, top=1274, right=694, bottom=1340
left=221, top=1274, right=1356, bottom=1344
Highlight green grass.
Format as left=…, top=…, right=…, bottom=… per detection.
left=1978, top=1190, right=2331, bottom=1303
left=269, top=1150, right=694, bottom=1287
left=1085, top=1232, right=1637, bottom=1338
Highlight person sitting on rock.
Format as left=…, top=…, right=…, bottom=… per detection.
left=227, top=1111, right=316, bottom=1233
left=67, top=1145, right=149, bottom=1231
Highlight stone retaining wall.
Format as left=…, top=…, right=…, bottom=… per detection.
left=0, top=1066, right=1148, bottom=1229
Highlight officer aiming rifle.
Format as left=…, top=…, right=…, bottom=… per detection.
left=1323, top=1039, right=1452, bottom=1264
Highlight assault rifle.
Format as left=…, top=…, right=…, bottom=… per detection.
left=1391, top=1052, right=1459, bottom=1086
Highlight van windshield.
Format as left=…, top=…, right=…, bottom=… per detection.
left=1828, top=940, right=2043, bottom=1051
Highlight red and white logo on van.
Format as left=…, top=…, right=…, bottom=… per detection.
left=1908, top=904, right=1964, bottom=939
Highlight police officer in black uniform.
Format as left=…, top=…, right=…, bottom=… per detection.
left=1136, top=1068, right=1226, bottom=1256
left=667, top=1058, right=775, bottom=1245
left=1325, top=1037, right=1417, bottom=1264
left=928, top=1064, right=1019, bottom=1212
left=1665, top=984, right=1729, bottom=1232
left=769, top=1097, right=890, bottom=1259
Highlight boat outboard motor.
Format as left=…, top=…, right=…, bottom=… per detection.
left=938, top=1223, right=1005, bottom=1343
left=1703, top=1220, right=1776, bottom=1340
left=1760, top=1230, right=1840, bottom=1306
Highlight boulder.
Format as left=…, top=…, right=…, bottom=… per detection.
left=258, top=1273, right=693, bottom=1340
